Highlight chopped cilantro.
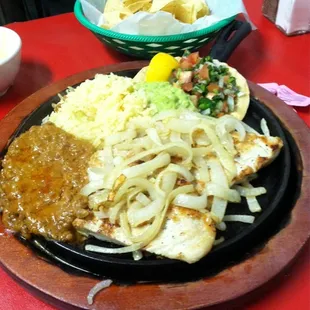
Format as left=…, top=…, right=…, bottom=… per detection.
left=212, top=94, right=224, bottom=101
left=198, top=97, right=217, bottom=112
left=176, top=68, right=182, bottom=79
left=228, top=76, right=236, bottom=85
left=219, top=66, right=229, bottom=75
left=193, top=83, right=206, bottom=93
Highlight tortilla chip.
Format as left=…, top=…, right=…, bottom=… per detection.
left=133, top=67, right=149, bottom=83
left=123, top=0, right=136, bottom=5
left=193, top=0, right=211, bottom=18
left=175, top=3, right=196, bottom=24
left=119, top=8, right=132, bottom=20
left=149, top=0, right=175, bottom=13
left=142, top=2, right=152, bottom=11
left=173, top=0, right=210, bottom=23
left=125, top=0, right=152, bottom=13
left=161, top=1, right=178, bottom=16
left=197, top=7, right=210, bottom=19
left=104, top=0, right=123, bottom=13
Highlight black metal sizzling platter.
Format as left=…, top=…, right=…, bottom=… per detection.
left=2, top=69, right=296, bottom=283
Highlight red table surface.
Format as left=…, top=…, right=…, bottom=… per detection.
left=0, top=0, right=309, bottom=309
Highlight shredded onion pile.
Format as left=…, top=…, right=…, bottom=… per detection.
left=81, top=110, right=268, bottom=255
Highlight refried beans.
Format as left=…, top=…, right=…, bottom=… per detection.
left=0, top=123, right=95, bottom=242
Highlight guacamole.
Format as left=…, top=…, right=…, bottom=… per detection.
left=136, top=82, right=197, bottom=113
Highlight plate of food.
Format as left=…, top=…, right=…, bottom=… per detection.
left=0, top=52, right=309, bottom=309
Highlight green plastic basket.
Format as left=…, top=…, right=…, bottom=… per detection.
left=74, top=0, right=236, bottom=59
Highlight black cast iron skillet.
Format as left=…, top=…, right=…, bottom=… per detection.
left=6, top=66, right=291, bottom=282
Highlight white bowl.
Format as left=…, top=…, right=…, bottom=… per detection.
left=0, top=27, right=22, bottom=96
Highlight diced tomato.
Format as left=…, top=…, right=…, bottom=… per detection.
left=199, top=65, right=209, bottom=80
left=187, top=52, right=199, bottom=65
left=179, top=71, right=193, bottom=84
left=223, top=75, right=230, bottom=83
left=182, top=82, right=193, bottom=92
left=180, top=58, right=194, bottom=69
left=222, top=101, right=228, bottom=113
left=207, top=83, right=220, bottom=92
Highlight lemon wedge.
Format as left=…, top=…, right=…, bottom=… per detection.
left=146, top=53, right=179, bottom=82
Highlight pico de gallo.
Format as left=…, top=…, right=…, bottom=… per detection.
left=169, top=51, right=242, bottom=117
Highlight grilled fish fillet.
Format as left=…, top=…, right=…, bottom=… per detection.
left=73, top=132, right=283, bottom=264
left=232, top=132, right=283, bottom=183
left=74, top=207, right=215, bottom=264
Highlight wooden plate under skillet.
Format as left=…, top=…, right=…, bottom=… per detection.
left=0, top=61, right=309, bottom=309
